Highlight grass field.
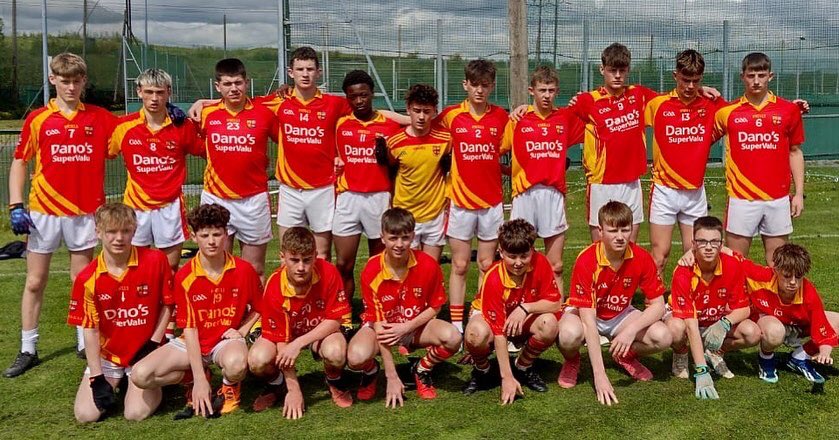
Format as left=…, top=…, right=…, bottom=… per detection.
left=0, top=166, right=838, bottom=439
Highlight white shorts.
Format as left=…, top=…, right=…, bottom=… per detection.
left=511, top=184, right=569, bottom=238
left=132, top=197, right=189, bottom=248
left=726, top=197, right=793, bottom=237
left=446, top=202, right=504, bottom=241
left=277, top=184, right=335, bottom=233
left=166, top=336, right=243, bottom=366
left=567, top=305, right=640, bottom=339
left=413, top=209, right=447, bottom=248
left=588, top=180, right=644, bottom=226
left=27, top=212, right=97, bottom=254
left=332, top=191, right=390, bottom=239
left=84, top=358, right=132, bottom=379
left=648, top=183, right=708, bottom=226
left=200, top=191, right=273, bottom=245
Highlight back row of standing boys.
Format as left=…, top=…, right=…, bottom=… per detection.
left=4, top=43, right=835, bottom=419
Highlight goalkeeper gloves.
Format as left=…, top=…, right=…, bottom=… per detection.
left=693, top=365, right=719, bottom=400
left=702, top=316, right=732, bottom=352
left=130, top=339, right=161, bottom=365
left=374, top=137, right=390, bottom=166
left=90, top=374, right=117, bottom=411
left=9, top=203, right=34, bottom=235
left=166, top=102, right=187, bottom=127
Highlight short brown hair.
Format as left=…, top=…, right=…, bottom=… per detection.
left=95, top=203, right=136, bottom=230
left=498, top=219, right=537, bottom=254
left=742, top=52, right=771, bottom=73
left=530, top=65, right=558, bottom=87
left=281, top=227, right=316, bottom=256
left=773, top=243, right=811, bottom=278
left=187, top=204, right=230, bottom=232
left=693, top=216, right=723, bottom=237
left=381, top=207, right=415, bottom=235
left=598, top=201, right=633, bottom=228
left=675, top=49, right=705, bottom=76
left=405, top=84, right=438, bottom=107
left=215, top=58, right=247, bottom=81
left=290, top=46, right=320, bottom=69
left=50, top=52, right=87, bottom=78
left=601, top=43, right=631, bottom=69
left=464, top=59, right=496, bottom=85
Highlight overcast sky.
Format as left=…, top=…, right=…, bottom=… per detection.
left=0, top=0, right=835, bottom=62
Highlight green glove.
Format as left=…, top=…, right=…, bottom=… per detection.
left=694, top=366, right=719, bottom=400
left=702, top=317, right=732, bottom=352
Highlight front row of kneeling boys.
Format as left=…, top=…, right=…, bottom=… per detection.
left=72, top=200, right=838, bottom=422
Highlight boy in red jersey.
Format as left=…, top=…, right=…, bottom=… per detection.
left=743, top=244, right=838, bottom=384
left=440, top=59, right=510, bottom=333
left=248, top=227, right=352, bottom=417
left=557, top=201, right=670, bottom=406
left=260, top=47, right=352, bottom=260
left=5, top=52, right=119, bottom=377
left=462, top=219, right=562, bottom=404
left=333, top=70, right=401, bottom=302
left=131, top=204, right=262, bottom=417
left=501, top=65, right=584, bottom=297
left=665, top=216, right=759, bottom=399
left=569, top=44, right=660, bottom=242
left=346, top=208, right=461, bottom=405
left=381, top=85, right=451, bottom=262
left=109, top=68, right=204, bottom=271
left=714, top=53, right=805, bottom=265
left=70, top=203, right=174, bottom=422
left=645, top=50, right=728, bottom=274
left=198, top=58, right=278, bottom=281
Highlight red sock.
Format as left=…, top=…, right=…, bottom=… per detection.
left=418, top=345, right=455, bottom=372
left=515, top=336, right=551, bottom=370
left=324, top=364, right=343, bottom=381
left=450, top=305, right=465, bottom=325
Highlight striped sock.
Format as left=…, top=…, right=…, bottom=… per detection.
left=417, top=345, right=455, bottom=373
left=324, top=364, right=343, bottom=381
left=360, top=359, right=379, bottom=375
left=470, top=346, right=492, bottom=372
left=515, top=336, right=552, bottom=370
left=450, top=305, right=465, bottom=332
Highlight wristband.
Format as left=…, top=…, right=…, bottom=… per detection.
left=693, top=365, right=710, bottom=377
left=8, top=202, right=23, bottom=212
left=720, top=316, right=732, bottom=331
left=518, top=304, right=528, bottom=315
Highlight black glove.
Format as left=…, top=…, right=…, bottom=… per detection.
left=130, top=339, right=160, bottom=365
left=439, top=153, right=452, bottom=176
left=166, top=102, right=186, bottom=126
left=374, top=137, right=390, bottom=166
left=90, top=374, right=117, bottom=411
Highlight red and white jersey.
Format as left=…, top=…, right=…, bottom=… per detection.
left=109, top=111, right=204, bottom=209
left=261, top=90, right=351, bottom=189
left=570, top=85, right=659, bottom=184
left=567, top=241, right=665, bottom=320
left=743, top=259, right=837, bottom=347
left=472, top=252, right=561, bottom=336
left=260, top=259, right=351, bottom=343
left=714, top=93, right=804, bottom=200
left=200, top=100, right=277, bottom=199
left=15, top=100, right=118, bottom=215
left=174, top=253, right=262, bottom=355
left=69, top=247, right=174, bottom=367
left=438, top=101, right=509, bottom=209
left=500, top=106, right=584, bottom=196
left=334, top=111, right=402, bottom=194
left=360, top=250, right=447, bottom=324
left=645, top=91, right=725, bottom=189
left=670, top=253, right=749, bottom=327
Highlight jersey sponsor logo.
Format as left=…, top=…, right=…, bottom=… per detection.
left=98, top=293, right=113, bottom=301
left=209, top=120, right=222, bottom=126
left=45, top=129, right=61, bottom=137
left=103, top=304, right=150, bottom=327
left=598, top=294, right=631, bottom=312
left=343, top=144, right=376, bottom=164
left=128, top=138, right=143, bottom=146
left=192, top=293, right=208, bottom=302
left=210, top=132, right=256, bottom=153
left=197, top=305, right=238, bottom=326
left=50, top=143, right=94, bottom=164
left=459, top=141, right=496, bottom=162
left=283, top=123, right=325, bottom=145
left=604, top=110, right=641, bottom=132
left=455, top=127, right=468, bottom=134
left=664, top=123, right=708, bottom=145
left=525, top=140, right=564, bottom=160
left=737, top=131, right=780, bottom=151
left=733, top=117, right=749, bottom=124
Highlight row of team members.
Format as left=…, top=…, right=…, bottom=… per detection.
left=4, top=44, right=812, bottom=385
left=68, top=201, right=837, bottom=423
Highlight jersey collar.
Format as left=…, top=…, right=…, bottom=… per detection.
left=691, top=257, right=723, bottom=287
left=95, top=247, right=139, bottom=281
left=379, top=250, right=418, bottom=281
left=193, top=252, right=237, bottom=280
left=525, top=104, right=555, bottom=121
left=47, top=98, right=85, bottom=120
left=280, top=263, right=321, bottom=300
left=291, top=88, right=323, bottom=105
left=459, top=99, right=492, bottom=120
left=349, top=110, right=387, bottom=126
left=595, top=241, right=634, bottom=267
left=139, top=108, right=173, bottom=132
left=498, top=260, right=534, bottom=289
left=770, top=275, right=804, bottom=305
left=217, top=98, right=255, bottom=116
left=738, top=92, right=777, bottom=111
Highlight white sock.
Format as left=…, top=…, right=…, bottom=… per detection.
left=21, top=328, right=39, bottom=354
left=76, top=326, right=85, bottom=351
left=268, top=373, right=284, bottom=386
left=759, top=350, right=775, bottom=360
left=453, top=321, right=463, bottom=333
left=222, top=377, right=233, bottom=386
left=791, top=347, right=808, bottom=360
